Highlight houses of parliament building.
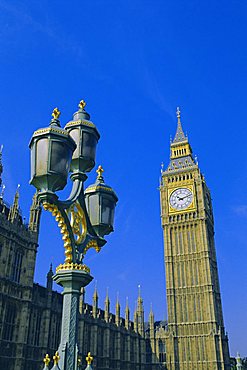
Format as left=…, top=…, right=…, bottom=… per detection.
left=0, top=109, right=230, bottom=370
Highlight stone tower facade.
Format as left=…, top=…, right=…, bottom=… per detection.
left=0, top=164, right=42, bottom=369
left=159, top=108, right=230, bottom=370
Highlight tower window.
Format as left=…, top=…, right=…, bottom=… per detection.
left=11, top=250, right=23, bottom=283
left=34, top=311, right=41, bottom=346
left=3, top=302, right=16, bottom=341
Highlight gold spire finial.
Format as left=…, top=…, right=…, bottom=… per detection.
left=176, top=106, right=181, bottom=119
left=96, top=165, right=104, bottom=178
left=53, top=351, right=60, bottom=365
left=86, top=352, right=93, bottom=365
left=52, top=107, right=61, bottom=120
left=78, top=100, right=86, bottom=110
left=43, top=354, right=51, bottom=366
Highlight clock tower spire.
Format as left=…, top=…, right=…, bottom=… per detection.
left=167, top=107, right=196, bottom=173
left=160, top=108, right=230, bottom=369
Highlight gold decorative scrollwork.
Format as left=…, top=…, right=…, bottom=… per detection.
left=83, top=240, right=100, bottom=256
left=43, top=202, right=73, bottom=263
left=66, top=201, right=87, bottom=245
left=43, top=201, right=99, bottom=265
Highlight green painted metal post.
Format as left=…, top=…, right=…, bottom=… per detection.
left=53, top=269, right=93, bottom=370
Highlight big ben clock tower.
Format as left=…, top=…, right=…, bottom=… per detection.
left=160, top=108, right=230, bottom=370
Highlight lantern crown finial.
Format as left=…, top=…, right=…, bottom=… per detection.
left=78, top=99, right=86, bottom=110
left=96, top=165, right=104, bottom=182
left=71, top=99, right=90, bottom=120
left=53, top=351, right=60, bottom=365
left=43, top=354, right=51, bottom=366
left=51, top=107, right=61, bottom=127
left=52, top=107, right=61, bottom=120
left=86, top=352, right=93, bottom=365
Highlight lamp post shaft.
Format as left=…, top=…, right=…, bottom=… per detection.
left=53, top=269, right=93, bottom=370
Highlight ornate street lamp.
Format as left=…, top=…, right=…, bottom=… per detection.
left=29, top=101, right=118, bottom=370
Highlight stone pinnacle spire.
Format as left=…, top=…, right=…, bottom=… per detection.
left=172, top=107, right=187, bottom=143
left=28, top=191, right=41, bottom=233
left=134, top=305, right=138, bottom=332
left=8, top=184, right=20, bottom=222
left=149, top=303, right=154, bottom=320
left=137, top=285, right=144, bottom=336
left=137, top=284, right=143, bottom=306
left=93, top=283, right=98, bottom=300
left=125, top=297, right=130, bottom=330
left=46, top=263, right=54, bottom=290
left=93, top=283, right=98, bottom=318
left=149, top=303, right=154, bottom=336
left=14, top=184, right=20, bottom=207
left=115, top=292, right=120, bottom=326
left=104, top=287, right=110, bottom=322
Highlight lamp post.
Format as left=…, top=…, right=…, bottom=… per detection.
left=29, top=101, right=118, bottom=370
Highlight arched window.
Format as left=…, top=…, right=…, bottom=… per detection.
left=11, top=249, right=23, bottom=283
left=3, top=302, right=16, bottom=341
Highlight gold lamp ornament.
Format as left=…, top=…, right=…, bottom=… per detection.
left=86, top=352, right=93, bottom=365
left=43, top=354, right=51, bottom=367
left=78, top=99, right=86, bottom=110
left=52, top=107, right=61, bottom=120
left=53, top=351, right=60, bottom=365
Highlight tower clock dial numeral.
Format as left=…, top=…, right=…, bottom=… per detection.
left=169, top=188, right=193, bottom=211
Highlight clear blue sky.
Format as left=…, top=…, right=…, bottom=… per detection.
left=0, top=0, right=246, bottom=357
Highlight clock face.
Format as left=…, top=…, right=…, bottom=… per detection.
left=169, top=188, right=193, bottom=210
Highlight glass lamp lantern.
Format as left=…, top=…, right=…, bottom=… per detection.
left=65, top=100, right=100, bottom=173
left=84, top=166, right=118, bottom=237
left=29, top=109, right=76, bottom=193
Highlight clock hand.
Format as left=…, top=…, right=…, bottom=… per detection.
left=175, top=194, right=191, bottom=202
left=180, top=194, right=191, bottom=200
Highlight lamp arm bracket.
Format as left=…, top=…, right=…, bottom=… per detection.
left=38, top=172, right=107, bottom=264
